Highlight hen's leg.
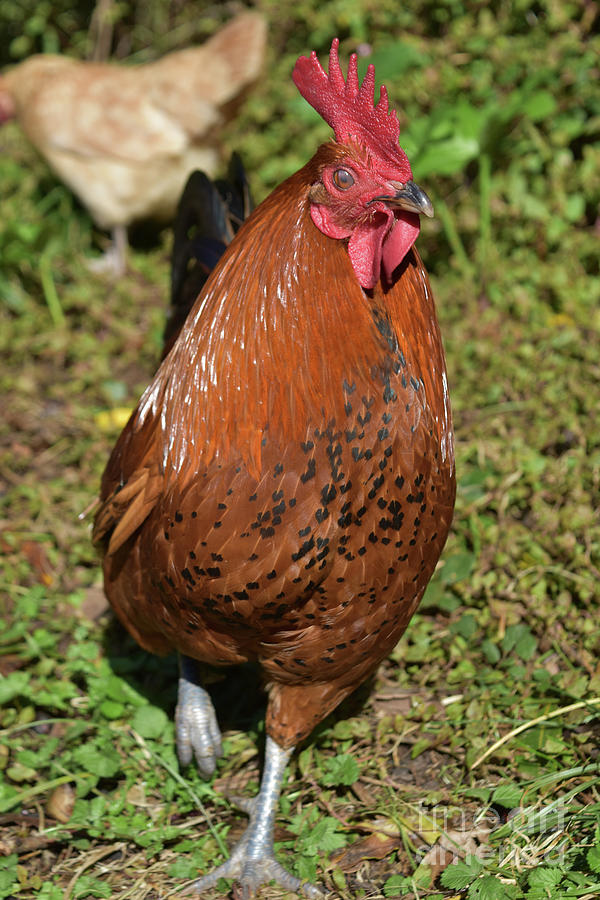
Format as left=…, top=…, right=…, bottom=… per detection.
left=187, top=735, right=323, bottom=898
left=87, top=224, right=128, bottom=277
left=175, top=654, right=223, bottom=778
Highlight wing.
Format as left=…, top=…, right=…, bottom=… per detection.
left=164, top=154, right=253, bottom=356
left=92, top=400, right=164, bottom=556
left=95, top=154, right=253, bottom=551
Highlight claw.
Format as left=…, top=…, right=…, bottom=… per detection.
left=188, top=855, right=324, bottom=898
left=176, top=656, right=223, bottom=777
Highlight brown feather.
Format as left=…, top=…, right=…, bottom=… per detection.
left=95, top=140, right=455, bottom=747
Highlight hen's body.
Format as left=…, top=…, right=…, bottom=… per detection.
left=94, top=145, right=455, bottom=749
left=0, top=13, right=265, bottom=274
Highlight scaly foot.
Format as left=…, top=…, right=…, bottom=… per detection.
left=185, top=737, right=324, bottom=898
left=87, top=225, right=128, bottom=278
left=176, top=655, right=223, bottom=778
left=187, top=839, right=323, bottom=898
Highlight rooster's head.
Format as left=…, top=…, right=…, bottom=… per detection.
left=293, top=39, right=433, bottom=290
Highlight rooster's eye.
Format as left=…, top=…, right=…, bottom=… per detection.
left=332, top=168, right=355, bottom=190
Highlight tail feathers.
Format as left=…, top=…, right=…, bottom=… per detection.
left=163, top=153, right=253, bottom=357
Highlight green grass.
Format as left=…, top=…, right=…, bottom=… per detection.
left=1, top=2, right=599, bottom=898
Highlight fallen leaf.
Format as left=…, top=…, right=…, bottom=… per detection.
left=373, top=687, right=420, bottom=717
left=22, top=540, right=53, bottom=586
left=419, top=822, right=493, bottom=881
left=418, top=845, right=455, bottom=881
left=331, top=831, right=402, bottom=872
left=0, top=655, right=26, bottom=677
left=46, top=783, right=75, bottom=823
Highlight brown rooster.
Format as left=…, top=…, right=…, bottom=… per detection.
left=0, top=12, right=266, bottom=275
left=93, top=40, right=455, bottom=896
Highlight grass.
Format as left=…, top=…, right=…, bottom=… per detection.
left=1, top=1, right=599, bottom=898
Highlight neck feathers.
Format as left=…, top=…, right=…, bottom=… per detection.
left=136, top=150, right=449, bottom=482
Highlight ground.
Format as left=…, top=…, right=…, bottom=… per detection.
left=0, top=2, right=599, bottom=899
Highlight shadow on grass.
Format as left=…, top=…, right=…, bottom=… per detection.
left=101, top=611, right=374, bottom=753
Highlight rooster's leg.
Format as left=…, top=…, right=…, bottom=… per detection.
left=175, top=654, right=223, bottom=778
left=188, top=735, right=323, bottom=898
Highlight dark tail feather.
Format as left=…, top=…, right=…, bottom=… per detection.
left=163, top=153, right=253, bottom=357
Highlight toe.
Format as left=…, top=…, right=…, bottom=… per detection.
left=225, top=794, right=256, bottom=815
left=184, top=844, right=324, bottom=898
left=233, top=858, right=326, bottom=899
left=175, top=678, right=223, bottom=776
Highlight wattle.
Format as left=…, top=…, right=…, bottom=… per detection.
left=382, top=212, right=420, bottom=282
left=347, top=213, right=389, bottom=290
left=310, top=203, right=421, bottom=290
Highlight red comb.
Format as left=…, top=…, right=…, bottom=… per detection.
left=292, top=38, right=412, bottom=178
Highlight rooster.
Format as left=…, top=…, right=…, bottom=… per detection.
left=0, top=12, right=266, bottom=275
left=93, top=39, right=455, bottom=896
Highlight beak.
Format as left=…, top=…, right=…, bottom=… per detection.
left=374, top=181, right=434, bottom=218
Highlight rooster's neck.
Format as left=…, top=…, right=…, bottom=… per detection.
left=138, top=162, right=446, bottom=483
